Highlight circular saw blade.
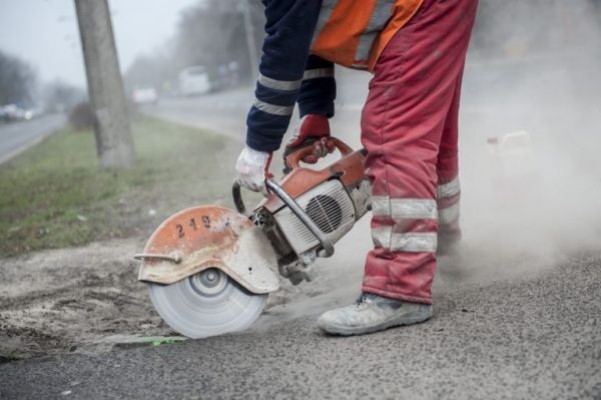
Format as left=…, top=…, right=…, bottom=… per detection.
left=148, top=269, right=267, bottom=339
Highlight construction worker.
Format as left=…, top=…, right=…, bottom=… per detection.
left=236, top=0, right=478, bottom=336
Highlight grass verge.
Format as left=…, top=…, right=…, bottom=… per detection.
left=0, top=116, right=240, bottom=257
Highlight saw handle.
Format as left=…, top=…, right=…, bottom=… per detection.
left=235, top=138, right=355, bottom=215
left=232, top=180, right=248, bottom=215
left=284, top=138, right=354, bottom=171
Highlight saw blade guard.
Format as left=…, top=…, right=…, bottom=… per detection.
left=137, top=205, right=279, bottom=295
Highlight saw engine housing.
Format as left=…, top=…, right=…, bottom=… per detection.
left=273, top=178, right=370, bottom=256
left=236, top=138, right=371, bottom=284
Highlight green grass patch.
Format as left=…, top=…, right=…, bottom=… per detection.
left=0, top=116, right=238, bottom=257
left=0, top=351, right=24, bottom=362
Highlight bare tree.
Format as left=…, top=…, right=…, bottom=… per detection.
left=75, top=0, right=134, bottom=169
left=0, top=50, right=37, bottom=106
left=123, top=0, right=265, bottom=93
left=174, top=0, right=264, bottom=80
left=42, top=80, right=86, bottom=113
left=124, top=53, right=175, bottom=94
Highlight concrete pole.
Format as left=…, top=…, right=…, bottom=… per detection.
left=240, top=0, right=260, bottom=80
left=74, top=0, right=134, bottom=169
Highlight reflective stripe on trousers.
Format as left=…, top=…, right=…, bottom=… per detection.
left=437, top=176, right=461, bottom=226
left=371, top=196, right=438, bottom=253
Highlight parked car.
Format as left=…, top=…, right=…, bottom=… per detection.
left=179, top=66, right=212, bottom=96
left=0, top=106, right=8, bottom=122
left=0, top=104, right=34, bottom=122
left=132, top=87, right=159, bottom=105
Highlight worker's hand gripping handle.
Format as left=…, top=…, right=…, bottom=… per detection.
left=284, top=138, right=354, bottom=171
left=235, top=138, right=354, bottom=215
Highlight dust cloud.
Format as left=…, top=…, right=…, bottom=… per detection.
left=300, top=0, right=601, bottom=304
left=455, top=0, right=601, bottom=283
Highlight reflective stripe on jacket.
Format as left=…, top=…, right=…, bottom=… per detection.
left=311, top=0, right=424, bottom=70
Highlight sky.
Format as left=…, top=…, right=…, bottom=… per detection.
left=0, top=0, right=200, bottom=88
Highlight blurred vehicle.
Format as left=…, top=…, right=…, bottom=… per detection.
left=132, top=87, right=159, bottom=105
left=179, top=66, right=212, bottom=96
left=0, top=106, right=8, bottom=122
left=487, top=130, right=536, bottom=178
left=486, top=130, right=540, bottom=205
left=0, top=104, right=36, bottom=122
left=228, top=61, right=240, bottom=86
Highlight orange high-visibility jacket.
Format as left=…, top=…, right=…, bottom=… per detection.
left=310, top=0, right=424, bottom=71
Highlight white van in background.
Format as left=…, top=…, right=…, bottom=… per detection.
left=132, top=87, right=159, bottom=105
left=179, top=66, right=211, bottom=96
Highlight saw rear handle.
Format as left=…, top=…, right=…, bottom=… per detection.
left=284, top=137, right=353, bottom=170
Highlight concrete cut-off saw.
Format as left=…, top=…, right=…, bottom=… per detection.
left=135, top=139, right=371, bottom=338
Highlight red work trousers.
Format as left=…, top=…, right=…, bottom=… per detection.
left=361, top=0, right=478, bottom=304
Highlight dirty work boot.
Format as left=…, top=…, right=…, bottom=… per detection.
left=317, top=293, right=432, bottom=336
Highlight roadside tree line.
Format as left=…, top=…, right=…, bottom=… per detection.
left=0, top=49, right=84, bottom=122
left=124, top=0, right=264, bottom=96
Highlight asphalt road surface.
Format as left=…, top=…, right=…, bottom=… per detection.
left=1, top=252, right=599, bottom=399
left=0, top=114, right=66, bottom=164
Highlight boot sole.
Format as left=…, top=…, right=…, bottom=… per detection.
left=318, top=309, right=433, bottom=336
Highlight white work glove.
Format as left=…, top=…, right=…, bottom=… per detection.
left=235, top=145, right=273, bottom=195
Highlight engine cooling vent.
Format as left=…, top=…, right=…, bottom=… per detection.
left=273, top=179, right=356, bottom=256
left=305, top=194, right=343, bottom=234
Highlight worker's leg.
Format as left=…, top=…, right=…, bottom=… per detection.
left=437, top=69, right=464, bottom=254
left=318, top=0, right=478, bottom=335
left=360, top=0, right=478, bottom=304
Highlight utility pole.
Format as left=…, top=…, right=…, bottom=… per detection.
left=74, top=0, right=134, bottom=169
left=239, top=0, right=259, bottom=80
